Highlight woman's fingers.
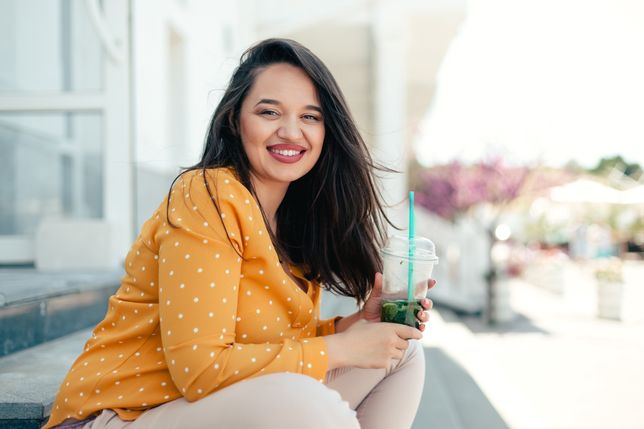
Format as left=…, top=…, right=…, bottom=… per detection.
left=428, top=278, right=437, bottom=289
left=417, top=298, right=433, bottom=326
left=392, top=323, right=423, bottom=340
left=393, top=348, right=404, bottom=361
left=420, top=298, right=433, bottom=310
left=416, top=299, right=432, bottom=323
left=395, top=338, right=409, bottom=351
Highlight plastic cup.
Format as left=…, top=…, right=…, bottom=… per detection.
left=380, top=235, right=439, bottom=327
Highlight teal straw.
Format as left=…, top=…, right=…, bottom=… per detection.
left=407, top=191, right=416, bottom=303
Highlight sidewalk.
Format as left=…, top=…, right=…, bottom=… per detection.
left=322, top=280, right=644, bottom=429
left=414, top=279, right=644, bottom=429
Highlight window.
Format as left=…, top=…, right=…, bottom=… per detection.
left=0, top=0, right=131, bottom=265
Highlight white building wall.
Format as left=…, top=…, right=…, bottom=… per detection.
left=1, top=0, right=464, bottom=272
left=132, top=0, right=250, bottom=231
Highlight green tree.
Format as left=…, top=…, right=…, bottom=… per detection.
left=589, top=155, right=642, bottom=179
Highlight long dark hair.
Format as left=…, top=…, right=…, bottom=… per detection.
left=167, top=38, right=396, bottom=304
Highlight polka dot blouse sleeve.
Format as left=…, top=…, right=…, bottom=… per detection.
left=157, top=169, right=329, bottom=402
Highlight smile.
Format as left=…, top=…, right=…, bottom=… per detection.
left=266, top=145, right=307, bottom=164
left=268, top=148, right=304, bottom=157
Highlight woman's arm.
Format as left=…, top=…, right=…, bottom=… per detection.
left=334, top=312, right=363, bottom=333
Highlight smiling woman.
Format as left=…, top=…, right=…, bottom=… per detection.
left=239, top=63, right=326, bottom=229
left=43, top=38, right=433, bottom=429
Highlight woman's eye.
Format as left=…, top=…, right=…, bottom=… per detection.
left=260, top=110, right=278, bottom=117
left=303, top=114, right=321, bottom=121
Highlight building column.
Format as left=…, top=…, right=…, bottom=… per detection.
left=371, top=0, right=409, bottom=233
left=103, top=0, right=134, bottom=265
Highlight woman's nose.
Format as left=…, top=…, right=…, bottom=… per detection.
left=276, top=117, right=303, bottom=140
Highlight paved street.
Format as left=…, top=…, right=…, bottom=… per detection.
left=323, top=279, right=644, bottom=429
left=412, top=280, right=644, bottom=429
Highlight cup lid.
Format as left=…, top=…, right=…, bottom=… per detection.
left=381, top=234, right=439, bottom=262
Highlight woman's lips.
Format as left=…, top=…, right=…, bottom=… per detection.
left=266, top=144, right=306, bottom=164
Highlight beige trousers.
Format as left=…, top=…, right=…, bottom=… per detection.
left=81, top=340, right=425, bottom=429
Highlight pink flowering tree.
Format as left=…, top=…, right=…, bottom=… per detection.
left=414, top=159, right=565, bottom=322
left=415, top=159, right=529, bottom=222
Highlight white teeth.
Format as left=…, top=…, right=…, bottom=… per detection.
left=269, top=148, right=302, bottom=157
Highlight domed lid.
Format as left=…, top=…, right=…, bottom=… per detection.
left=381, top=234, right=438, bottom=262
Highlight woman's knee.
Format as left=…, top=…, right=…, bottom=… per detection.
left=285, top=374, right=359, bottom=424
left=266, top=373, right=359, bottom=429
left=394, top=339, right=425, bottom=374
left=406, top=339, right=425, bottom=362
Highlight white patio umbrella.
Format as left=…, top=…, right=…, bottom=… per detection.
left=620, top=185, right=644, bottom=205
left=549, top=179, right=624, bottom=204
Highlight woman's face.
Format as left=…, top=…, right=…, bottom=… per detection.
left=239, top=63, right=325, bottom=188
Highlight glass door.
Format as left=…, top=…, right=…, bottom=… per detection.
left=0, top=0, right=132, bottom=265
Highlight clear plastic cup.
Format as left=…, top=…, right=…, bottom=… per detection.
left=380, top=235, right=439, bottom=327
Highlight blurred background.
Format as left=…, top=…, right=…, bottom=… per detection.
left=0, top=0, right=643, bottom=428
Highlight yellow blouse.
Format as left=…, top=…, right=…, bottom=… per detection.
left=44, top=167, right=337, bottom=428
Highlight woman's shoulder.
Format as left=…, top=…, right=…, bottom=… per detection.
left=175, top=167, right=252, bottom=203
left=168, top=167, right=258, bottom=239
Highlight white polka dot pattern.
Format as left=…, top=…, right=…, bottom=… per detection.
left=42, top=168, right=337, bottom=429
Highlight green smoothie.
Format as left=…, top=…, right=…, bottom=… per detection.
left=381, top=299, right=422, bottom=328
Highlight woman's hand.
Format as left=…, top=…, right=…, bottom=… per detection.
left=360, top=272, right=436, bottom=332
left=324, top=319, right=422, bottom=370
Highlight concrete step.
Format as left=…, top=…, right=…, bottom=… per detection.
left=0, top=269, right=121, bottom=357
left=0, top=328, right=91, bottom=428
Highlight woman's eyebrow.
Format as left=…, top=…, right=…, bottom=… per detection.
left=255, top=98, right=323, bottom=114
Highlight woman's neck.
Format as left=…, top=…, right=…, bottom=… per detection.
left=249, top=172, right=288, bottom=235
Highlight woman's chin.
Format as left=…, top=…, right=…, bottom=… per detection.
left=272, top=170, right=307, bottom=184
left=264, top=163, right=313, bottom=184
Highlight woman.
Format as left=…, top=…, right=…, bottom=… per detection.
left=44, top=38, right=434, bottom=429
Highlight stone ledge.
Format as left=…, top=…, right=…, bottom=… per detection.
left=0, top=270, right=122, bottom=307
left=0, top=270, right=121, bottom=357
left=0, top=329, right=91, bottom=422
